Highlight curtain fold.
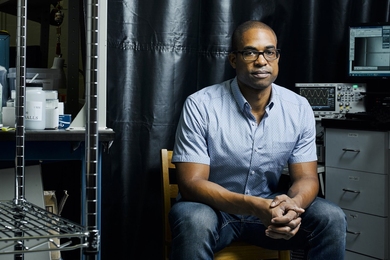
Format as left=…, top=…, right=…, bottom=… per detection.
left=103, top=1, right=390, bottom=258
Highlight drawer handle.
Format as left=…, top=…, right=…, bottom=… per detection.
left=347, top=230, right=361, bottom=236
left=342, top=148, right=360, bottom=153
left=342, top=188, right=360, bottom=194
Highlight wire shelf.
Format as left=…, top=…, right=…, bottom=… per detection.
left=0, top=200, right=89, bottom=255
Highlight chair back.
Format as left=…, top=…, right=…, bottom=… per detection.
left=161, top=149, right=177, bottom=258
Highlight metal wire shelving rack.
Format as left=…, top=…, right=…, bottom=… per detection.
left=0, top=200, right=88, bottom=255
left=0, top=0, right=102, bottom=259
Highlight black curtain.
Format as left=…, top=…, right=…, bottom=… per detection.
left=103, top=1, right=389, bottom=259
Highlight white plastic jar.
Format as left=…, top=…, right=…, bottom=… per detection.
left=45, top=90, right=59, bottom=129
left=26, top=87, right=46, bottom=130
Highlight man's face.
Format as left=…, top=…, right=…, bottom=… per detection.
left=229, top=28, right=279, bottom=91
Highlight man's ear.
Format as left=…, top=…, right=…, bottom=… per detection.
left=228, top=53, right=237, bottom=69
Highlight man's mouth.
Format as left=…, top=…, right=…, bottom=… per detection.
left=251, top=70, right=270, bottom=79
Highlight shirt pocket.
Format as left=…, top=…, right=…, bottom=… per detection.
left=268, top=140, right=296, bottom=167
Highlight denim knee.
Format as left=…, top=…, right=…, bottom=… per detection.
left=169, top=201, right=220, bottom=242
left=301, top=197, right=347, bottom=257
left=305, top=197, right=347, bottom=232
left=169, top=201, right=221, bottom=259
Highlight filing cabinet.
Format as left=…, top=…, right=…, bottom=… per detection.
left=325, top=128, right=390, bottom=259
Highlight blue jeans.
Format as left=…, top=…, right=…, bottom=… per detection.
left=169, top=196, right=346, bottom=260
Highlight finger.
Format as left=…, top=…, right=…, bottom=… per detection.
left=265, top=228, right=295, bottom=240
left=278, top=203, right=305, bottom=214
left=265, top=226, right=289, bottom=239
left=272, top=210, right=299, bottom=224
left=268, top=219, right=301, bottom=233
left=293, top=208, right=305, bottom=214
left=287, top=221, right=301, bottom=237
left=270, top=195, right=288, bottom=207
left=266, top=222, right=301, bottom=240
left=265, top=230, right=290, bottom=240
left=294, top=209, right=305, bottom=219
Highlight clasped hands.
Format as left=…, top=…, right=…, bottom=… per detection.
left=265, top=194, right=305, bottom=240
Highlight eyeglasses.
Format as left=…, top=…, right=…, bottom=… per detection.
left=233, top=49, right=280, bottom=62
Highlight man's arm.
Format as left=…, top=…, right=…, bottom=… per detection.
left=287, top=160, right=319, bottom=208
left=175, top=161, right=300, bottom=228
left=266, top=160, right=319, bottom=239
left=270, top=161, right=319, bottom=210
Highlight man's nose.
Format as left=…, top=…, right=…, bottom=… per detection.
left=254, top=53, right=268, bottom=65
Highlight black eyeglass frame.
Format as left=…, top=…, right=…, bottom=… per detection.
left=232, top=49, right=281, bottom=62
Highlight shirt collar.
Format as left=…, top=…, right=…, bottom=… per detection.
left=231, top=77, right=275, bottom=113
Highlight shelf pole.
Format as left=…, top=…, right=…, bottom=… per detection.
left=14, top=0, right=27, bottom=259
left=84, top=0, right=100, bottom=258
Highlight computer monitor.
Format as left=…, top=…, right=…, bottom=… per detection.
left=348, top=23, right=390, bottom=79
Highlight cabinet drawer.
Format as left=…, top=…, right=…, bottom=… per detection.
left=326, top=168, right=388, bottom=216
left=325, top=129, right=389, bottom=173
left=344, top=209, right=387, bottom=259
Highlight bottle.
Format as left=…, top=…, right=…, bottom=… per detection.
left=2, top=90, right=15, bottom=127
left=45, top=90, right=59, bottom=129
left=6, top=90, right=15, bottom=107
left=25, top=87, right=46, bottom=130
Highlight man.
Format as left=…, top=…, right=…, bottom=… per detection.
left=169, top=20, right=346, bottom=260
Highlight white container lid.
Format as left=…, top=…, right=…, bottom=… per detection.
left=44, top=90, right=58, bottom=100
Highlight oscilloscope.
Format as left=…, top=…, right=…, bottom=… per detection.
left=295, top=83, right=367, bottom=120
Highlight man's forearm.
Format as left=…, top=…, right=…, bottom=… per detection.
left=287, top=176, right=319, bottom=209
left=180, top=178, right=271, bottom=216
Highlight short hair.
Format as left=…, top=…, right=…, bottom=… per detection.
left=231, top=20, right=277, bottom=51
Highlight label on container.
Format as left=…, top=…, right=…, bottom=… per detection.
left=26, top=101, right=44, bottom=121
left=58, top=114, right=71, bottom=129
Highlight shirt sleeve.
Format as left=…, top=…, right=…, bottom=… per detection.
left=172, top=96, right=210, bottom=165
left=288, top=101, right=318, bottom=164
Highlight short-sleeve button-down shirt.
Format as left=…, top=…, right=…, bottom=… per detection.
left=172, top=77, right=317, bottom=198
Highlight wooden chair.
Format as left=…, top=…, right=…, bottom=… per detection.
left=160, top=149, right=291, bottom=260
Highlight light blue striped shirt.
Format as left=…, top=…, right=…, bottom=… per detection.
left=172, top=77, right=317, bottom=198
